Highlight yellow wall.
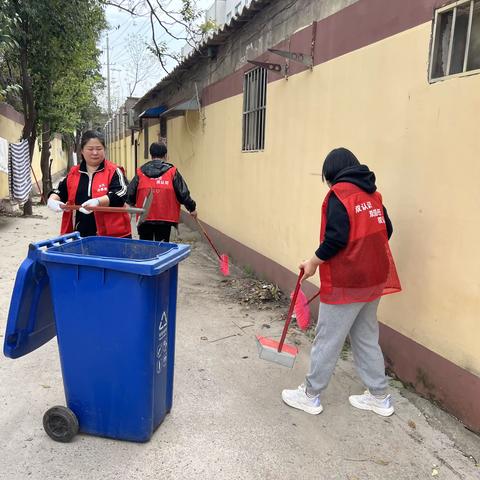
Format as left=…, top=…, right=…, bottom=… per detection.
left=168, top=23, right=480, bottom=377
left=0, top=113, right=24, bottom=198
left=107, top=127, right=167, bottom=181
left=0, top=113, right=67, bottom=200
left=108, top=134, right=137, bottom=181
left=136, top=122, right=162, bottom=168
left=31, top=135, right=68, bottom=188
left=107, top=121, right=163, bottom=179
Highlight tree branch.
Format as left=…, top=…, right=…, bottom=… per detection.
left=100, top=1, right=138, bottom=16
left=149, top=10, right=169, bottom=75
left=145, top=0, right=186, bottom=41
left=155, top=0, right=190, bottom=31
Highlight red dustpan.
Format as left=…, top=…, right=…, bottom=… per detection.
left=256, top=269, right=304, bottom=368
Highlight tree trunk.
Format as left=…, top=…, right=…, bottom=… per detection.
left=75, top=130, right=82, bottom=165
left=40, top=122, right=52, bottom=199
left=66, top=135, right=74, bottom=170
left=20, top=42, right=36, bottom=216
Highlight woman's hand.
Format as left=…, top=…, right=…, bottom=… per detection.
left=79, top=198, right=100, bottom=214
left=79, top=195, right=109, bottom=214
left=189, top=209, right=198, bottom=219
left=299, top=255, right=323, bottom=283
left=47, top=195, right=65, bottom=213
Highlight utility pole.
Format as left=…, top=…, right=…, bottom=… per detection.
left=107, top=33, right=111, bottom=116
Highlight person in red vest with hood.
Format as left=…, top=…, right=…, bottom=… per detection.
left=47, top=130, right=131, bottom=238
left=126, top=142, right=197, bottom=241
left=282, top=148, right=401, bottom=417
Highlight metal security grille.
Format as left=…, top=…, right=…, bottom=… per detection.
left=143, top=122, right=149, bottom=159
left=242, top=67, right=267, bottom=151
left=430, top=0, right=480, bottom=81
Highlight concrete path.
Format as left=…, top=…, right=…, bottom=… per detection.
left=0, top=204, right=479, bottom=480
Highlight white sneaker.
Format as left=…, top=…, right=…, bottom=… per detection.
left=282, top=384, right=323, bottom=415
left=349, top=390, right=394, bottom=417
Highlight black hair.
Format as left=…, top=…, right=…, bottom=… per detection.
left=322, top=147, right=360, bottom=183
left=80, top=130, right=106, bottom=149
left=149, top=142, right=167, bottom=158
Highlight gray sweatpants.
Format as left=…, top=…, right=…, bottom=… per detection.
left=305, top=298, right=388, bottom=396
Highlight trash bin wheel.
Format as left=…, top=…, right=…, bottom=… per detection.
left=43, top=406, right=79, bottom=443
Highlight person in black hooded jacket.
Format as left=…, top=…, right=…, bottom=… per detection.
left=314, top=150, right=393, bottom=260
left=127, top=143, right=197, bottom=241
left=282, top=148, right=401, bottom=418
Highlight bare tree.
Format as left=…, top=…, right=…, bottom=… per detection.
left=124, top=33, right=156, bottom=96
left=101, top=0, right=210, bottom=75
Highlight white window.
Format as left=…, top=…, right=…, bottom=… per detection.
left=242, top=67, right=267, bottom=152
left=430, top=0, right=480, bottom=81
left=235, top=2, right=241, bottom=15
left=226, top=12, right=232, bottom=23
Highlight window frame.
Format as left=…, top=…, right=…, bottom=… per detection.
left=143, top=121, right=149, bottom=159
left=242, top=66, right=267, bottom=153
left=429, top=0, right=480, bottom=82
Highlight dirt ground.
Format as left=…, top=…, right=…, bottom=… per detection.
left=0, top=200, right=479, bottom=480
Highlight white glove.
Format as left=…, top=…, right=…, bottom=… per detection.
left=79, top=198, right=100, bottom=214
left=47, top=197, right=65, bottom=213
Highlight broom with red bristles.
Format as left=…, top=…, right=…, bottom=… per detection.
left=292, top=288, right=321, bottom=331
left=195, top=218, right=230, bottom=276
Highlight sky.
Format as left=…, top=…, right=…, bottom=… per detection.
left=98, top=0, right=213, bottom=114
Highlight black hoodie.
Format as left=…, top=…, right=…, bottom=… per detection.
left=126, top=159, right=196, bottom=225
left=315, top=165, right=393, bottom=261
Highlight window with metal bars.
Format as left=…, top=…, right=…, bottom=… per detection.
left=242, top=67, right=267, bottom=152
left=143, top=121, right=149, bottom=159
left=160, top=117, right=167, bottom=139
left=430, top=0, right=480, bottom=81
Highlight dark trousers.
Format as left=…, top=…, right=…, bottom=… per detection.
left=138, top=222, right=171, bottom=242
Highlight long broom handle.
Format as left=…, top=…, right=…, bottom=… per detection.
left=278, top=269, right=304, bottom=352
left=61, top=204, right=145, bottom=214
left=307, top=289, right=321, bottom=305
left=30, top=164, right=46, bottom=204
left=195, top=217, right=222, bottom=260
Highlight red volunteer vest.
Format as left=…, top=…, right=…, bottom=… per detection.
left=319, top=182, right=401, bottom=304
left=60, top=160, right=131, bottom=238
left=135, top=167, right=180, bottom=223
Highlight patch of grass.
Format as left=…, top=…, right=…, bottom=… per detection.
left=243, top=264, right=256, bottom=278
left=269, top=284, right=282, bottom=301
left=340, top=340, right=350, bottom=360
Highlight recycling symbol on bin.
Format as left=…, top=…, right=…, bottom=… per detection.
left=158, top=312, right=168, bottom=339
left=156, top=312, right=168, bottom=374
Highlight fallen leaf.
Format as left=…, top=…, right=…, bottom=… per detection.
left=432, top=468, right=439, bottom=476
left=40, top=385, right=51, bottom=389
left=408, top=420, right=416, bottom=429
left=375, top=459, right=390, bottom=466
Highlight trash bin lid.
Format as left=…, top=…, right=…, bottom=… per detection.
left=40, top=236, right=191, bottom=276
left=3, top=248, right=56, bottom=359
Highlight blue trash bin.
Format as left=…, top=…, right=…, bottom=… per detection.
left=4, top=232, right=190, bottom=442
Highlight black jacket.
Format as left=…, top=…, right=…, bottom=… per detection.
left=315, top=165, right=393, bottom=261
left=126, top=159, right=196, bottom=225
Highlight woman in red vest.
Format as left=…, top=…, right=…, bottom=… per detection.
left=126, top=142, right=197, bottom=241
left=47, top=130, right=131, bottom=238
left=282, top=148, right=401, bottom=417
